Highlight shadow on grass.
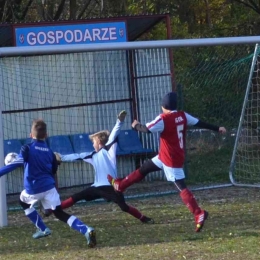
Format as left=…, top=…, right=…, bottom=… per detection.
left=1, top=203, right=260, bottom=257
left=2, top=188, right=260, bottom=260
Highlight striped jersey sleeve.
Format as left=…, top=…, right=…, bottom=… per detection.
left=184, top=112, right=199, bottom=126
left=146, top=115, right=164, bottom=133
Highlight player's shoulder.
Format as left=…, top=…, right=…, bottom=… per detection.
left=161, top=110, right=186, bottom=117
left=156, top=113, right=164, bottom=119
left=178, top=110, right=187, bottom=116
left=21, top=143, right=31, bottom=152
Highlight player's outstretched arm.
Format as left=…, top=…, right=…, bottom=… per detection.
left=118, top=110, right=127, bottom=122
left=0, top=154, right=23, bottom=177
left=185, top=112, right=228, bottom=134
left=194, top=120, right=227, bottom=134
left=132, top=120, right=150, bottom=133
left=0, top=164, right=20, bottom=177
left=54, top=152, right=62, bottom=165
left=106, top=110, right=127, bottom=146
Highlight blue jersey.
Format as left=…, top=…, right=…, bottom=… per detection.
left=0, top=139, right=58, bottom=195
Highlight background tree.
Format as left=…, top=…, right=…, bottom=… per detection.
left=1, top=0, right=260, bottom=40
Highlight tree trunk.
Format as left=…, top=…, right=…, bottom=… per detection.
left=0, top=0, right=6, bottom=21
left=36, top=3, right=45, bottom=20
left=204, top=0, right=213, bottom=28
left=45, top=0, right=55, bottom=20
left=1, top=1, right=13, bottom=22
left=54, top=0, right=66, bottom=20
left=120, top=0, right=126, bottom=14
left=70, top=0, right=77, bottom=19
left=177, top=0, right=197, bottom=34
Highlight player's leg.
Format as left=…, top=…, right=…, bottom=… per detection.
left=174, top=179, right=208, bottom=232
left=61, top=186, right=101, bottom=209
left=20, top=190, right=51, bottom=239
left=39, top=201, right=53, bottom=217
left=107, top=156, right=161, bottom=192
left=43, top=188, right=96, bottom=247
left=164, top=165, right=208, bottom=233
left=99, top=186, right=154, bottom=224
left=52, top=206, right=96, bottom=248
left=43, top=187, right=101, bottom=217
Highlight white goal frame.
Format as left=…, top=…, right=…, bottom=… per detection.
left=229, top=43, right=260, bottom=187
left=1, top=36, right=260, bottom=227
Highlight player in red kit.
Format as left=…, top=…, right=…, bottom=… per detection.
left=108, top=92, right=226, bottom=232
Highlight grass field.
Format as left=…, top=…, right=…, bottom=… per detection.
left=1, top=186, right=260, bottom=260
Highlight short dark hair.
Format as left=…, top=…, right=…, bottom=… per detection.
left=31, top=119, right=47, bottom=139
left=161, top=92, right=177, bottom=110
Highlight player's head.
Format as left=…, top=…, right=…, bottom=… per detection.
left=89, top=130, right=110, bottom=152
left=30, top=119, right=47, bottom=140
left=161, top=91, right=177, bottom=113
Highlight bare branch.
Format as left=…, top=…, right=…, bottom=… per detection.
left=233, top=0, right=260, bottom=14
left=84, top=2, right=98, bottom=18
left=77, top=0, right=92, bottom=19
left=0, top=0, right=6, bottom=21
left=22, top=0, right=34, bottom=20
left=54, top=0, right=66, bottom=20
left=14, top=0, right=34, bottom=20
left=70, top=0, right=77, bottom=19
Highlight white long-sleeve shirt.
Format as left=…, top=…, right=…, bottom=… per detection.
left=83, top=119, right=123, bottom=186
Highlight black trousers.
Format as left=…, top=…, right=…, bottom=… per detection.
left=71, top=185, right=130, bottom=212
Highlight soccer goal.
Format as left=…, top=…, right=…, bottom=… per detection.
left=1, top=37, right=260, bottom=226
left=229, top=44, right=260, bottom=187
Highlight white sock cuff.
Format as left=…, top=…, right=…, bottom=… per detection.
left=139, top=214, right=144, bottom=220
left=67, top=215, right=77, bottom=227
left=25, top=207, right=35, bottom=215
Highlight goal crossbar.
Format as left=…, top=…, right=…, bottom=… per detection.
left=1, top=36, right=260, bottom=57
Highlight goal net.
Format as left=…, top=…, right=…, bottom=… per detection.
left=0, top=43, right=256, bottom=210
left=229, top=44, right=260, bottom=186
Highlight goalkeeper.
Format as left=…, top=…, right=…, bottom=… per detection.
left=108, top=92, right=227, bottom=233
left=50, top=110, right=154, bottom=224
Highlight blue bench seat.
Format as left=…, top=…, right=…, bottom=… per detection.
left=48, top=135, right=74, bottom=155
left=70, top=133, right=94, bottom=154
left=4, top=139, right=23, bottom=156
left=117, top=130, right=154, bottom=155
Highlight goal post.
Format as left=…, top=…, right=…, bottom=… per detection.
left=229, top=44, right=260, bottom=187
left=0, top=102, right=7, bottom=227
left=1, top=36, right=260, bottom=227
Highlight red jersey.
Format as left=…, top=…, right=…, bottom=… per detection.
left=146, top=111, right=197, bottom=168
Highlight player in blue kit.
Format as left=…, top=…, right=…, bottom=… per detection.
left=0, top=119, right=96, bottom=247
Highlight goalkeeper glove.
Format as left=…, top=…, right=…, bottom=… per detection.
left=118, top=110, right=127, bottom=122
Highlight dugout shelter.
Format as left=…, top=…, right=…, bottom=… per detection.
left=0, top=14, right=175, bottom=196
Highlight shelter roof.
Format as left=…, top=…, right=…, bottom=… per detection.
left=0, top=13, right=169, bottom=47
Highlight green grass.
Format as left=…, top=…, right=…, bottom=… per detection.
left=1, top=186, right=260, bottom=260
left=186, top=146, right=232, bottom=184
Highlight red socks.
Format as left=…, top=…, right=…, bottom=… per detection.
left=127, top=205, right=143, bottom=220
left=120, top=169, right=145, bottom=190
left=61, top=197, right=75, bottom=209
left=180, top=188, right=202, bottom=216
